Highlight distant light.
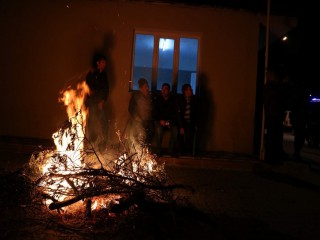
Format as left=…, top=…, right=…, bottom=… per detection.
left=310, top=98, right=320, bottom=102
left=282, top=36, right=288, bottom=41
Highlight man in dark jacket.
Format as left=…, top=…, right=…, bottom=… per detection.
left=85, top=55, right=109, bottom=149
left=177, top=84, right=198, bottom=156
left=153, top=83, right=179, bottom=157
left=263, top=66, right=287, bottom=164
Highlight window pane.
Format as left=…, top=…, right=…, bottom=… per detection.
left=177, top=38, right=199, bottom=94
left=132, top=34, right=154, bottom=90
left=157, top=38, right=175, bottom=91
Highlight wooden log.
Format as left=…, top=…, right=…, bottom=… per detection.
left=49, top=195, right=83, bottom=210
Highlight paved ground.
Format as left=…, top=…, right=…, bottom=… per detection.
left=1, top=133, right=320, bottom=239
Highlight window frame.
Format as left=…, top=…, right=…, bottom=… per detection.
left=131, top=29, right=201, bottom=95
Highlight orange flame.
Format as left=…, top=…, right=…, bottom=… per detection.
left=41, top=81, right=91, bottom=204
left=59, top=81, right=90, bottom=128
left=36, top=80, right=165, bottom=213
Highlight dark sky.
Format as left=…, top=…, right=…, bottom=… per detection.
left=137, top=0, right=301, bottom=17
left=265, top=12, right=319, bottom=93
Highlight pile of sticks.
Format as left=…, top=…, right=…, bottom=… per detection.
left=25, top=114, right=186, bottom=215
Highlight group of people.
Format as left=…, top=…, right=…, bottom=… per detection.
left=84, top=55, right=308, bottom=163
left=128, top=78, right=198, bottom=157
left=84, top=54, right=197, bottom=157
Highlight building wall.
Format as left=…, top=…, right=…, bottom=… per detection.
left=0, top=0, right=294, bottom=155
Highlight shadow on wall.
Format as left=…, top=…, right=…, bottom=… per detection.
left=197, top=73, right=216, bottom=153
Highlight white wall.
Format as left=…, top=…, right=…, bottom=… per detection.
left=0, top=0, right=295, bottom=154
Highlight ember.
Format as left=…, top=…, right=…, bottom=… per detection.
left=25, top=81, right=182, bottom=220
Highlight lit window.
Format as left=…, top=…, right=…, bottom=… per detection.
left=177, top=38, right=199, bottom=93
left=131, top=32, right=199, bottom=94
left=132, top=34, right=154, bottom=90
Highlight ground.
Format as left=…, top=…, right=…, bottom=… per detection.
left=1, top=133, right=320, bottom=239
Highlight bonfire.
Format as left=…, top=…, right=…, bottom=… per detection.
left=25, top=81, right=184, bottom=220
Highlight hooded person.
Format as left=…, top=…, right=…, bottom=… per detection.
left=128, top=78, right=154, bottom=148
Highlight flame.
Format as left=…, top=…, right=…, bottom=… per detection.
left=56, top=81, right=90, bottom=152
left=37, top=81, right=126, bottom=211
left=40, top=81, right=90, bottom=204
left=31, top=80, right=166, bottom=214
left=59, top=81, right=90, bottom=124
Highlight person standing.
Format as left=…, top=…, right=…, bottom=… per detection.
left=128, top=78, right=154, bottom=149
left=85, top=55, right=109, bottom=149
left=290, top=82, right=308, bottom=161
left=153, top=83, right=179, bottom=157
left=263, top=65, right=287, bottom=164
left=177, top=84, right=198, bottom=156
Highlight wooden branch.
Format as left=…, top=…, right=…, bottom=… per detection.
left=47, top=183, right=190, bottom=211
left=49, top=195, right=83, bottom=210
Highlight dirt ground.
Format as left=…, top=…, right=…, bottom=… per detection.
left=1, top=138, right=320, bottom=240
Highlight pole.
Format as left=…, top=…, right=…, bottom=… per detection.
left=260, top=0, right=271, bottom=160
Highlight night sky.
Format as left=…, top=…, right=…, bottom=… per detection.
left=266, top=14, right=320, bottom=95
